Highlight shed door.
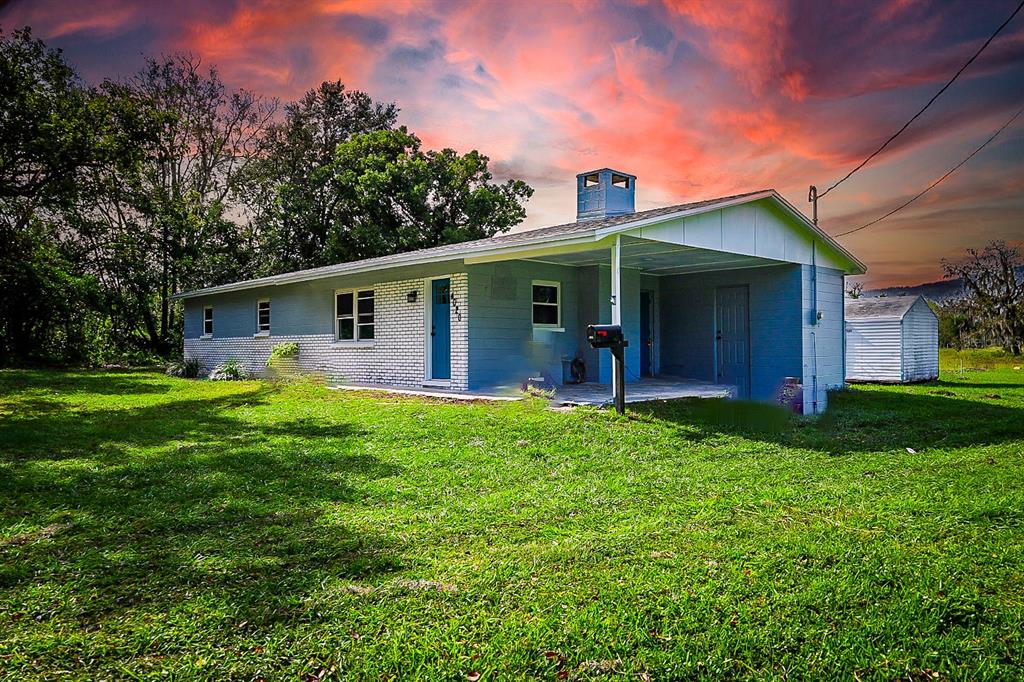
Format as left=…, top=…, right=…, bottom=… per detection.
left=715, top=285, right=750, bottom=398
left=430, top=279, right=451, bottom=380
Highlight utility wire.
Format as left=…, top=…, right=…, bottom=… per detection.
left=832, top=106, right=1023, bottom=238
left=818, top=0, right=1024, bottom=198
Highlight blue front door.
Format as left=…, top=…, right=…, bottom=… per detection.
left=430, top=278, right=451, bottom=380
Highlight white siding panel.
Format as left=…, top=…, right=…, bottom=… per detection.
left=683, top=210, right=723, bottom=250
left=845, top=319, right=903, bottom=382
left=785, top=228, right=813, bottom=265
left=902, top=299, right=939, bottom=381
left=755, top=204, right=787, bottom=261
left=640, top=217, right=684, bottom=243
left=721, top=204, right=757, bottom=255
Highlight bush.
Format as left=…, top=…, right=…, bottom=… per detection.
left=165, top=357, right=203, bottom=378
left=208, top=358, right=250, bottom=381
left=266, top=342, right=299, bottom=367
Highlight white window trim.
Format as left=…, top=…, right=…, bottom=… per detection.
left=531, top=280, right=562, bottom=329
left=334, top=288, right=376, bottom=343
left=256, top=298, right=271, bottom=335
left=202, top=306, right=214, bottom=338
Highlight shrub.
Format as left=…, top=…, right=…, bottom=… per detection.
left=208, top=358, right=250, bottom=381
left=522, top=384, right=555, bottom=399
left=266, top=342, right=299, bottom=367
left=165, top=357, right=203, bottom=378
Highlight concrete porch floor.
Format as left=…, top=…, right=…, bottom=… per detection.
left=326, top=377, right=734, bottom=406
left=553, top=377, right=735, bottom=407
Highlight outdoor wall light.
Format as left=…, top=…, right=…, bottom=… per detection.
left=407, top=290, right=418, bottom=303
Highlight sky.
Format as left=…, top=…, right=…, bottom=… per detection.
left=3, top=0, right=1022, bottom=287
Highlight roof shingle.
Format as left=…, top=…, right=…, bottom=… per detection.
left=845, top=295, right=921, bottom=320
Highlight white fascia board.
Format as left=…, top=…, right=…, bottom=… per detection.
left=768, top=193, right=867, bottom=275
left=461, top=234, right=607, bottom=264
left=173, top=253, right=462, bottom=299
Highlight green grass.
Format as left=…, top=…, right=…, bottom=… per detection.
left=1, top=368, right=1023, bottom=680
left=941, top=347, right=1023, bottom=371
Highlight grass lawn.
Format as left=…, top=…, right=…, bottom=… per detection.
left=1, top=364, right=1023, bottom=680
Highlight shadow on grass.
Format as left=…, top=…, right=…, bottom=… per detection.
left=0, top=371, right=404, bottom=632
left=638, top=387, right=1024, bottom=455
left=1, top=388, right=278, bottom=461
left=928, top=378, right=1024, bottom=390
left=0, top=367, right=173, bottom=397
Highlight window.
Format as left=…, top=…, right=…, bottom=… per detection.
left=611, top=173, right=630, bottom=189
left=203, top=307, right=213, bottom=336
left=257, top=299, right=270, bottom=333
left=532, top=281, right=561, bottom=328
left=336, top=289, right=374, bottom=341
left=582, top=173, right=600, bottom=187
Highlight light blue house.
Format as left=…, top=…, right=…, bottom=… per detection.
left=175, top=170, right=865, bottom=413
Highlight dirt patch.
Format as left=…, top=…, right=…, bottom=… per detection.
left=0, top=522, right=73, bottom=548
left=393, top=579, right=458, bottom=594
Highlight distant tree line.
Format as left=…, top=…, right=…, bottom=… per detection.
left=0, top=28, right=533, bottom=366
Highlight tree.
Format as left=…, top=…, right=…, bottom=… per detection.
left=238, top=81, right=399, bottom=274
left=935, top=298, right=976, bottom=350
left=845, top=281, right=864, bottom=299
left=74, top=55, right=275, bottom=354
left=0, top=28, right=146, bottom=364
left=325, top=128, right=533, bottom=263
left=942, top=241, right=1024, bottom=355
left=242, top=84, right=533, bottom=273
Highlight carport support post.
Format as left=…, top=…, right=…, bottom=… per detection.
left=611, top=235, right=623, bottom=408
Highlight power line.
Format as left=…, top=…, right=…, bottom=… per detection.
left=831, top=106, right=1023, bottom=238
left=818, top=0, right=1024, bottom=198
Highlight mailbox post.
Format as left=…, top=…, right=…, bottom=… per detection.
left=587, top=324, right=628, bottom=414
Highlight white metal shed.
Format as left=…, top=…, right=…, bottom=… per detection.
left=845, top=295, right=939, bottom=383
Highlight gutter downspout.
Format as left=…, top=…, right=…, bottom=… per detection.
left=810, top=241, right=819, bottom=415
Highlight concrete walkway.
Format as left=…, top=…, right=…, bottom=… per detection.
left=327, top=382, right=522, bottom=402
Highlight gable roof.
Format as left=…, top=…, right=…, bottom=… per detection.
left=845, top=295, right=924, bottom=321
left=174, top=189, right=864, bottom=299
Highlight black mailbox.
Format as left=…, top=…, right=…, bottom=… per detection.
left=587, top=324, right=626, bottom=349
left=587, top=323, right=628, bottom=414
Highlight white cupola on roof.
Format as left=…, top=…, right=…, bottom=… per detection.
left=576, top=168, right=636, bottom=221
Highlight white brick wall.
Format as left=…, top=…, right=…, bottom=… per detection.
left=449, top=273, right=469, bottom=389
left=184, top=273, right=469, bottom=390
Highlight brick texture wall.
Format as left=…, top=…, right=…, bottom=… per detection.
left=184, top=273, right=469, bottom=390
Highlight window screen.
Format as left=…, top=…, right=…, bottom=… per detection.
left=357, top=290, right=374, bottom=340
